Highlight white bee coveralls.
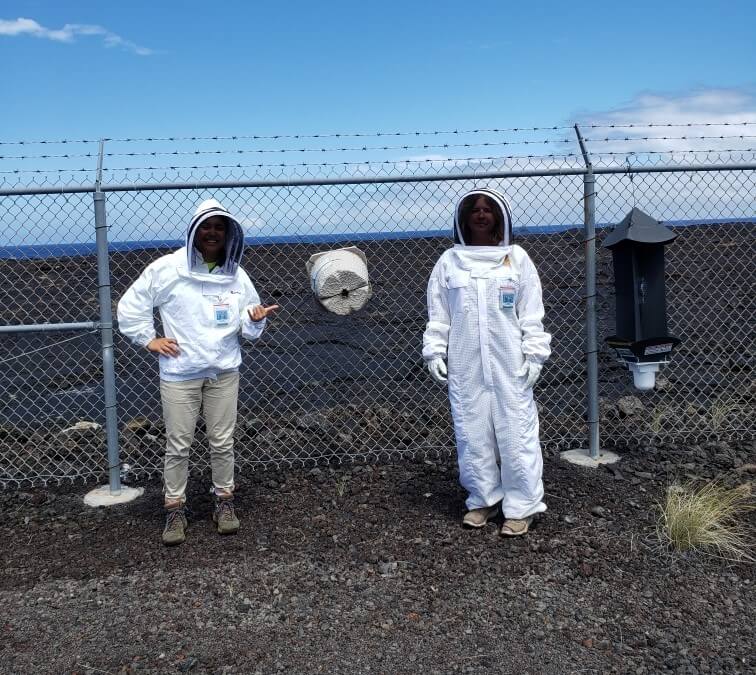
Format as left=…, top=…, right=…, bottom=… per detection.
left=423, top=189, right=552, bottom=519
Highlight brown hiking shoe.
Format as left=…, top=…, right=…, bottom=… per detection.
left=162, top=507, right=188, bottom=546
left=462, top=505, right=499, bottom=528
left=213, top=497, right=240, bottom=535
left=499, top=515, right=534, bottom=537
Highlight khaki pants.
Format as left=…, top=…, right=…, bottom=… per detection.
left=160, top=371, right=239, bottom=508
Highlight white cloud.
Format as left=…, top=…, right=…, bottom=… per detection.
left=0, top=17, right=153, bottom=55
left=576, top=87, right=756, bottom=154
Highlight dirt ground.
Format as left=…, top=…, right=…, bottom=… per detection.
left=2, top=438, right=754, bottom=675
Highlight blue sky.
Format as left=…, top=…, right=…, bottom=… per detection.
left=1, top=1, right=755, bottom=246
left=2, top=0, right=756, bottom=142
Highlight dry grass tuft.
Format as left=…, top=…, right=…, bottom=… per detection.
left=648, top=405, right=672, bottom=434
left=657, top=479, right=755, bottom=561
left=709, top=400, right=742, bottom=432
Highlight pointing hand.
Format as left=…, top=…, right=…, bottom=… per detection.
left=248, top=304, right=280, bottom=322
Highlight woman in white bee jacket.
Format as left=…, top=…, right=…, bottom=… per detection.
left=423, top=189, right=551, bottom=536
left=118, top=198, right=278, bottom=546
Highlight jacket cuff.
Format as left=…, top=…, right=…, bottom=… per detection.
left=137, top=334, right=155, bottom=348
left=524, top=354, right=546, bottom=366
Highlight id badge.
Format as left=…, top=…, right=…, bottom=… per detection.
left=213, top=303, right=230, bottom=326
left=499, top=285, right=515, bottom=310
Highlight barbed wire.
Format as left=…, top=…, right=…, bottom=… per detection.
left=104, top=138, right=573, bottom=159
left=585, top=134, right=756, bottom=143
left=105, top=157, right=584, bottom=173
left=0, top=139, right=574, bottom=162
left=0, top=152, right=97, bottom=161
left=5, top=136, right=755, bottom=164
left=107, top=126, right=574, bottom=143
left=0, top=138, right=96, bottom=147
left=3, top=122, right=755, bottom=147
left=0, top=126, right=573, bottom=147
left=0, top=153, right=588, bottom=175
left=131, top=147, right=756, bottom=169
left=3, top=147, right=755, bottom=176
left=0, top=169, right=94, bottom=174
left=591, top=148, right=756, bottom=157
left=586, top=121, right=756, bottom=129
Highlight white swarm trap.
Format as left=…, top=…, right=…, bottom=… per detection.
left=306, top=246, right=372, bottom=315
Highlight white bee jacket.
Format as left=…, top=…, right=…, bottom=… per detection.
left=117, top=199, right=266, bottom=380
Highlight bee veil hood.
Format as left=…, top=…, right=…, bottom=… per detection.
left=453, top=188, right=513, bottom=246
left=185, top=198, right=245, bottom=281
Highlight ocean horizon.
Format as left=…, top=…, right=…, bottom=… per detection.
left=0, top=217, right=753, bottom=260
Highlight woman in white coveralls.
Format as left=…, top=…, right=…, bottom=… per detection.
left=118, top=198, right=278, bottom=546
left=423, top=188, right=551, bottom=536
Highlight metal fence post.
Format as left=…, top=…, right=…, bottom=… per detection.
left=574, top=125, right=600, bottom=459
left=94, top=139, right=122, bottom=494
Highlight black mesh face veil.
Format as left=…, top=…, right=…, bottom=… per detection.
left=453, top=188, right=513, bottom=246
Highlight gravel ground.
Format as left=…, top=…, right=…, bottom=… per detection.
left=2, top=439, right=754, bottom=674
left=1, top=223, right=754, bottom=672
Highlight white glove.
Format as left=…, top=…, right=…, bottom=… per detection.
left=427, top=357, right=448, bottom=384
left=516, top=360, right=543, bottom=389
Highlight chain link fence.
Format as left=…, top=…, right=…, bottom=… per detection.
left=594, top=163, right=755, bottom=446
left=0, top=130, right=754, bottom=488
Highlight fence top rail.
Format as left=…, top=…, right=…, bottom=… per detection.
left=1, top=162, right=755, bottom=197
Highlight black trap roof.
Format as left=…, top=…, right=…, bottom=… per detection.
left=603, top=207, right=678, bottom=248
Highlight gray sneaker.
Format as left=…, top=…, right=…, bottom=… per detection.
left=213, top=497, right=240, bottom=535
left=162, top=507, right=188, bottom=546
left=462, top=505, right=499, bottom=528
